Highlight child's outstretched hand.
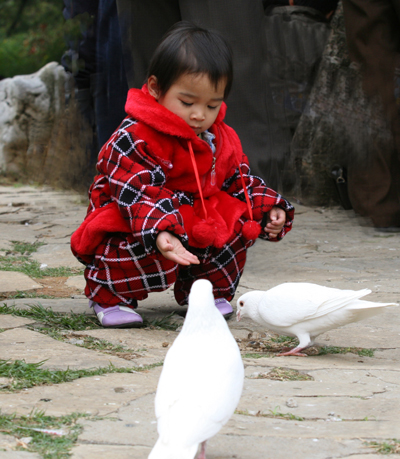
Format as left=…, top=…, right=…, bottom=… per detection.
left=156, top=231, right=200, bottom=265
left=264, top=206, right=286, bottom=239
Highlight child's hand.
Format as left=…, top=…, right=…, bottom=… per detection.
left=156, top=231, right=200, bottom=265
left=264, top=206, right=286, bottom=238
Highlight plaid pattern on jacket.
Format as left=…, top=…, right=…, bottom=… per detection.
left=71, top=85, right=294, bottom=265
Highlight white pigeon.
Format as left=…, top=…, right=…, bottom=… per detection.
left=236, top=282, right=398, bottom=356
left=149, top=279, right=244, bottom=459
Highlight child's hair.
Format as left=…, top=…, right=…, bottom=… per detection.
left=147, top=21, right=233, bottom=98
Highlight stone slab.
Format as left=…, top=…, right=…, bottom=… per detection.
left=65, top=276, right=85, bottom=291
left=70, top=445, right=150, bottom=459
left=0, top=371, right=161, bottom=417
left=0, top=272, right=42, bottom=293
left=0, top=187, right=400, bottom=459
left=0, top=328, right=146, bottom=370
left=0, top=453, right=41, bottom=459
left=77, top=328, right=179, bottom=366
left=0, top=315, right=36, bottom=329
left=31, top=244, right=82, bottom=269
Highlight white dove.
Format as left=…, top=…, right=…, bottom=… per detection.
left=149, top=279, right=244, bottom=459
left=236, top=282, right=398, bottom=356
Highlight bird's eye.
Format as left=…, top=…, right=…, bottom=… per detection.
left=239, top=301, right=244, bottom=306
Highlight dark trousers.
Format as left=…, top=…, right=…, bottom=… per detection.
left=116, top=0, right=292, bottom=190
left=84, top=220, right=255, bottom=307
left=343, top=0, right=400, bottom=227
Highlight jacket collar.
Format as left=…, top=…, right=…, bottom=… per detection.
left=124, top=84, right=227, bottom=139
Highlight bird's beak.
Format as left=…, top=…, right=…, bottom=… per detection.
left=236, top=310, right=241, bottom=322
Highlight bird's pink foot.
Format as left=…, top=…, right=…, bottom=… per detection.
left=277, top=348, right=308, bottom=357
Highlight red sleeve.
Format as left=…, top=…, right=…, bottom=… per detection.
left=91, top=119, right=188, bottom=254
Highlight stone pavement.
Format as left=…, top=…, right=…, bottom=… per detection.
left=0, top=185, right=399, bottom=459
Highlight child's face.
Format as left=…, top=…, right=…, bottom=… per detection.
left=148, top=73, right=226, bottom=135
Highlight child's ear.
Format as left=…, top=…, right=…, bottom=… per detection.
left=147, top=76, right=160, bottom=99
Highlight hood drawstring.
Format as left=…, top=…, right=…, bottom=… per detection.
left=188, top=141, right=208, bottom=220
left=188, top=140, right=261, bottom=240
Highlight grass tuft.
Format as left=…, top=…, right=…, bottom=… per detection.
left=0, top=359, right=162, bottom=392
left=318, top=346, right=375, bottom=357
left=0, top=410, right=90, bottom=459
left=236, top=407, right=304, bottom=421
left=143, top=312, right=182, bottom=331
left=0, top=303, right=100, bottom=330
left=0, top=241, right=84, bottom=278
left=366, top=439, right=400, bottom=454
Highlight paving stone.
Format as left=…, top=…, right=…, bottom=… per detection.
left=0, top=371, right=161, bottom=417
left=77, top=328, right=178, bottom=366
left=0, top=186, right=400, bottom=459
left=65, top=276, right=85, bottom=291
left=0, top=452, right=41, bottom=459
left=0, top=272, right=42, bottom=293
left=70, top=444, right=150, bottom=459
left=31, top=244, right=82, bottom=269
left=0, top=315, right=36, bottom=329
left=0, top=434, right=17, bottom=450
left=0, top=328, right=144, bottom=370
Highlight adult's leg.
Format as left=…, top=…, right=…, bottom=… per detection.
left=85, top=234, right=179, bottom=307
left=343, top=0, right=400, bottom=227
left=174, top=220, right=256, bottom=305
left=94, top=0, right=129, bottom=147
left=347, top=142, right=400, bottom=227
left=180, top=0, right=292, bottom=190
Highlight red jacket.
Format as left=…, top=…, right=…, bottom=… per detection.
left=71, top=85, right=294, bottom=263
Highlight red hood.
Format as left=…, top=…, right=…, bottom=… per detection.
left=124, top=84, right=227, bottom=139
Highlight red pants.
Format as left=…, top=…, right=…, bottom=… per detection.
left=84, top=219, right=256, bottom=307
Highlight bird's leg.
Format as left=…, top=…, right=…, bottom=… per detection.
left=196, top=441, right=207, bottom=459
left=277, top=334, right=310, bottom=357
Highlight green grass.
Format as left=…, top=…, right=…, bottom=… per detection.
left=0, top=304, right=100, bottom=331
left=5, top=291, right=56, bottom=300
left=236, top=407, right=304, bottom=422
left=366, top=439, right=400, bottom=454
left=0, top=241, right=84, bottom=278
left=270, top=335, right=298, bottom=345
left=0, top=410, right=90, bottom=459
left=10, top=241, right=45, bottom=255
left=318, top=346, right=375, bottom=357
left=1, top=302, right=182, bottom=332
left=0, top=254, right=83, bottom=278
left=242, top=353, right=271, bottom=359
left=71, top=335, right=145, bottom=359
left=143, top=312, right=182, bottom=331
left=0, top=359, right=162, bottom=392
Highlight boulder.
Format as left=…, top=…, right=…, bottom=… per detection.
left=0, top=62, right=94, bottom=190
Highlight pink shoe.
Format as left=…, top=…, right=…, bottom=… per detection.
left=214, top=298, right=233, bottom=319
left=90, top=301, right=143, bottom=328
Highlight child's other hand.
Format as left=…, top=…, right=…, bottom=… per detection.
left=264, top=206, right=286, bottom=238
left=156, top=231, right=200, bottom=265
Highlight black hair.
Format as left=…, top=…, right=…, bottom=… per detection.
left=147, top=21, right=233, bottom=99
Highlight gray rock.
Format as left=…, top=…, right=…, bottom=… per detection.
left=0, top=63, right=93, bottom=191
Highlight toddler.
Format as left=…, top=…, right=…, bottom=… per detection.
left=71, top=21, right=295, bottom=327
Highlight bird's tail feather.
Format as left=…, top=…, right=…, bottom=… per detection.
left=348, top=300, right=399, bottom=310
left=313, top=288, right=372, bottom=319
left=148, top=438, right=198, bottom=459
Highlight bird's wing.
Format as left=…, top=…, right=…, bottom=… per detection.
left=258, top=283, right=372, bottom=327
